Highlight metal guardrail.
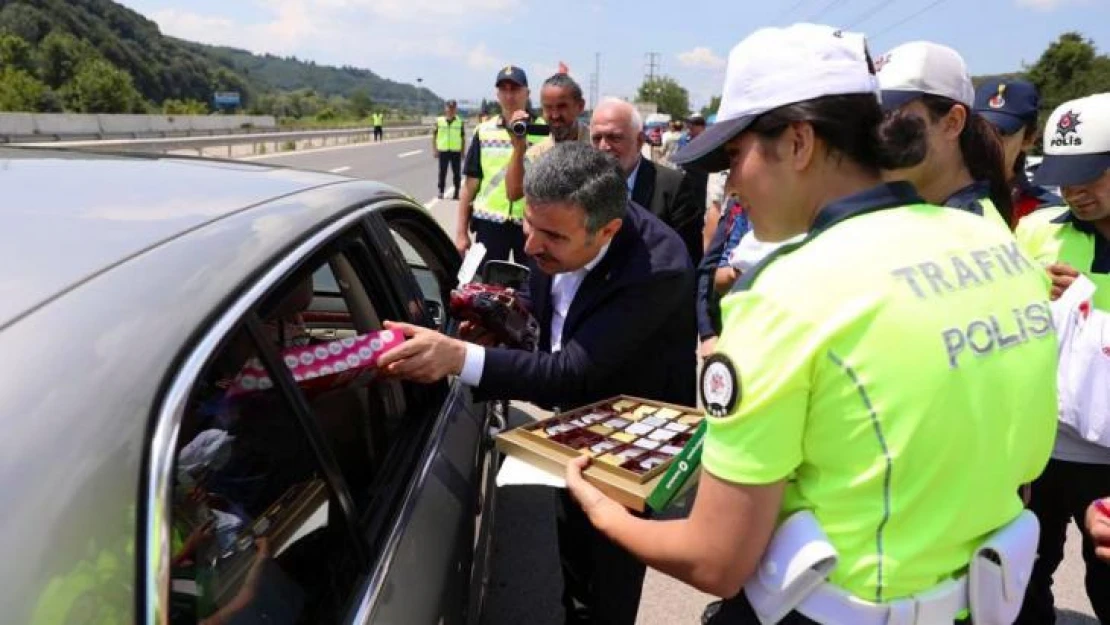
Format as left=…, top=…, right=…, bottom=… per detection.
left=9, top=125, right=434, bottom=157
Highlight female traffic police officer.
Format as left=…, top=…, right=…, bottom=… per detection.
left=973, top=79, right=1063, bottom=227
left=564, top=23, right=1058, bottom=625
left=874, top=42, right=1015, bottom=229
left=1013, top=93, right=1110, bottom=625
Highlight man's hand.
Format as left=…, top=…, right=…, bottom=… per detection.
left=459, top=320, right=499, bottom=347
left=1048, top=263, right=1080, bottom=301
left=378, top=321, right=467, bottom=383
left=713, top=266, right=739, bottom=295
left=507, top=109, right=530, bottom=152
left=1087, top=499, right=1110, bottom=562
left=433, top=149, right=440, bottom=159
left=566, top=455, right=628, bottom=533
left=455, top=228, right=471, bottom=255
left=699, top=337, right=718, bottom=359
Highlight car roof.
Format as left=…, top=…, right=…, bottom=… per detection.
left=0, top=148, right=352, bottom=330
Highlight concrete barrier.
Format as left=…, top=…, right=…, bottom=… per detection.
left=0, top=113, right=35, bottom=138
left=0, top=113, right=278, bottom=141
left=33, top=114, right=102, bottom=138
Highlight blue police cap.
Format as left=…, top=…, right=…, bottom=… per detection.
left=495, top=65, right=528, bottom=88
left=974, top=79, right=1039, bottom=135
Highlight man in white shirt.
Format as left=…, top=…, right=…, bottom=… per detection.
left=379, top=142, right=695, bottom=624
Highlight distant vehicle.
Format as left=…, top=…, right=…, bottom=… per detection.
left=2, top=148, right=499, bottom=625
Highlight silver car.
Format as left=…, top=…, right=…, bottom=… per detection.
left=1, top=148, right=499, bottom=625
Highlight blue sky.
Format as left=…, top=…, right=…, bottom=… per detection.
left=119, top=0, right=1107, bottom=109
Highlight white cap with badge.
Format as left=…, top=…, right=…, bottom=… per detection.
left=671, top=23, right=879, bottom=173
left=875, top=41, right=975, bottom=111
left=1034, top=93, right=1110, bottom=187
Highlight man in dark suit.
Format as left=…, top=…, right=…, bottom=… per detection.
left=590, top=98, right=704, bottom=265
left=379, top=142, right=696, bottom=624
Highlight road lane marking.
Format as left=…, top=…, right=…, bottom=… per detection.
left=239, top=134, right=426, bottom=161
left=329, top=166, right=351, bottom=173
left=424, top=198, right=439, bottom=209
left=398, top=149, right=423, bottom=158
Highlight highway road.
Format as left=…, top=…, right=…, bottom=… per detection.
left=244, top=137, right=1099, bottom=625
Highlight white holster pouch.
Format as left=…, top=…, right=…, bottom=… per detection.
left=743, top=510, right=1040, bottom=625
left=744, top=511, right=839, bottom=625
left=968, top=510, right=1040, bottom=625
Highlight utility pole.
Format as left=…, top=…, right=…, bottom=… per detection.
left=589, top=52, right=600, bottom=111
left=644, top=52, right=661, bottom=84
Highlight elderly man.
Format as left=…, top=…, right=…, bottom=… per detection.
left=505, top=73, right=590, bottom=203
left=591, top=98, right=704, bottom=264
left=380, top=142, right=696, bottom=624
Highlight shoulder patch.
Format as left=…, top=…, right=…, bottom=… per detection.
left=701, top=354, right=741, bottom=418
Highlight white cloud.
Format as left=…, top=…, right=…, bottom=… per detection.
left=677, top=47, right=725, bottom=70
left=467, top=43, right=504, bottom=71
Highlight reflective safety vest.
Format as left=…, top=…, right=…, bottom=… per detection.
left=705, top=182, right=1057, bottom=600
left=1016, top=206, right=1110, bottom=311
left=472, top=115, right=547, bottom=224
left=974, top=197, right=1010, bottom=232
left=436, top=116, right=464, bottom=152
left=372, top=113, right=384, bottom=126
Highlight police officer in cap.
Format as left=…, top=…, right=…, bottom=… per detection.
left=456, top=66, right=547, bottom=264
left=564, top=23, right=1057, bottom=625
left=1014, top=93, right=1110, bottom=625
left=974, top=78, right=1063, bottom=226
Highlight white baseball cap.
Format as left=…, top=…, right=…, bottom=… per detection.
left=672, top=23, right=880, bottom=173
left=875, top=41, right=974, bottom=111
left=1034, top=93, right=1110, bottom=187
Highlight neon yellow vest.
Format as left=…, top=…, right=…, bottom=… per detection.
left=472, top=115, right=547, bottom=223
left=976, top=197, right=1010, bottom=232
left=706, top=199, right=1057, bottom=600
left=372, top=113, right=383, bottom=126
left=436, top=116, right=464, bottom=152
left=1016, top=206, right=1110, bottom=311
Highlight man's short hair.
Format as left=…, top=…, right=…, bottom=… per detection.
left=524, top=142, right=627, bottom=233
left=543, top=73, right=585, bottom=103
left=597, top=96, right=643, bottom=132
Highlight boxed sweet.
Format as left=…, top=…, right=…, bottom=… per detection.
left=495, top=396, right=705, bottom=512
left=226, top=329, right=405, bottom=399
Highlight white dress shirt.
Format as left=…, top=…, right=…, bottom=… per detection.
left=459, top=243, right=611, bottom=386
left=626, top=158, right=642, bottom=196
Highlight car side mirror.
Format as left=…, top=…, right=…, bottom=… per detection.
left=479, top=260, right=530, bottom=289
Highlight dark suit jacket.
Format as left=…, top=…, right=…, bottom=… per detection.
left=476, top=202, right=697, bottom=410
left=630, top=157, right=704, bottom=266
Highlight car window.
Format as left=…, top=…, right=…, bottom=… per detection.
left=166, top=237, right=417, bottom=624
left=169, top=325, right=360, bottom=625
left=388, top=227, right=455, bottom=331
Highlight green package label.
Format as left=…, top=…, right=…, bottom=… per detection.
left=646, top=420, right=706, bottom=511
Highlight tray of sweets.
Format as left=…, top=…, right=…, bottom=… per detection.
left=495, top=395, right=704, bottom=511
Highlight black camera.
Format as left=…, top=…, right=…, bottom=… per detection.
left=506, top=118, right=551, bottom=138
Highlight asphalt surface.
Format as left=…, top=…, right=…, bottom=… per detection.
left=241, top=137, right=1099, bottom=625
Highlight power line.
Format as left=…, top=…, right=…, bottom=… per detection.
left=843, top=0, right=900, bottom=28
left=777, top=0, right=811, bottom=21
left=806, top=0, right=853, bottom=22
left=870, top=0, right=954, bottom=40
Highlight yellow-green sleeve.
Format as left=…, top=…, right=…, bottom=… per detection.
left=703, top=290, right=818, bottom=485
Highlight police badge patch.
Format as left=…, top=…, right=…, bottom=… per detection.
left=701, top=354, right=740, bottom=418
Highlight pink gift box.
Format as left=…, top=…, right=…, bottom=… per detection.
left=227, top=329, right=405, bottom=398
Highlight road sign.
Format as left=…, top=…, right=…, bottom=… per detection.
left=213, top=91, right=241, bottom=107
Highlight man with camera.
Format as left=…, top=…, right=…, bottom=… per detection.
left=457, top=66, right=548, bottom=265
left=504, top=73, right=590, bottom=204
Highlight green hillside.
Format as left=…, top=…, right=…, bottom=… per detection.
left=0, top=0, right=440, bottom=115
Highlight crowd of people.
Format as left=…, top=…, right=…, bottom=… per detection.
left=412, top=22, right=1110, bottom=625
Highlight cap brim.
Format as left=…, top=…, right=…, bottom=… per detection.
left=880, top=90, right=925, bottom=112
left=671, top=114, right=755, bottom=173
left=1033, top=153, right=1110, bottom=187
left=977, top=110, right=1027, bottom=135
left=495, top=78, right=526, bottom=87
